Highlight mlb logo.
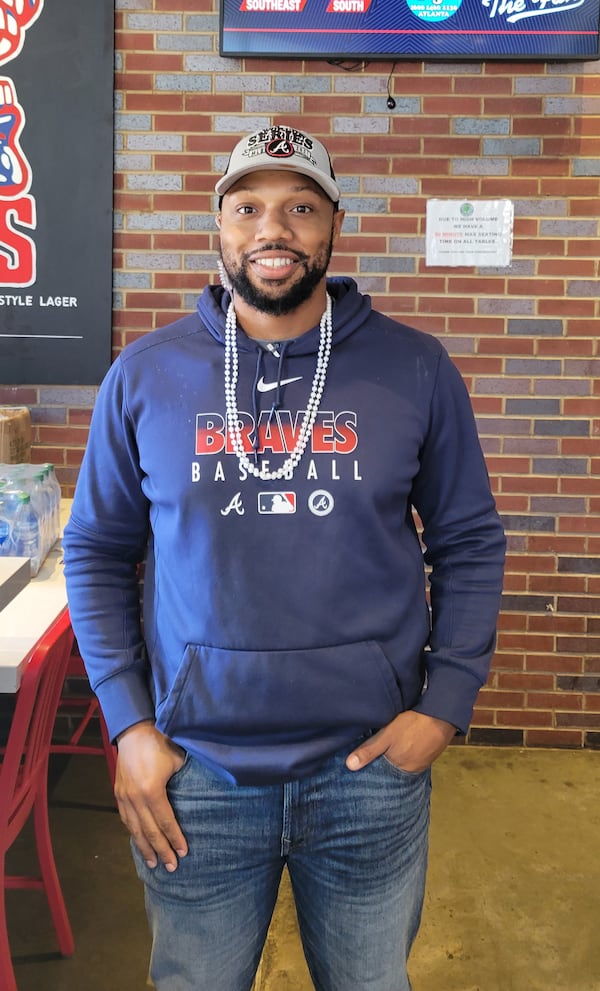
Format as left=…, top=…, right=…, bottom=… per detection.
left=258, top=492, right=296, bottom=515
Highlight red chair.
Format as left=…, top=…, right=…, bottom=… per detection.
left=0, top=607, right=75, bottom=991
left=50, top=646, right=117, bottom=789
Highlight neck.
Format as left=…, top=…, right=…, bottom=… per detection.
left=231, top=286, right=329, bottom=341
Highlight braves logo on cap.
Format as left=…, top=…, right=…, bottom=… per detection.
left=215, top=124, right=340, bottom=204
left=265, top=138, right=296, bottom=159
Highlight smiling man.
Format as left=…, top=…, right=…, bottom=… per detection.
left=63, top=124, right=506, bottom=991
left=214, top=128, right=343, bottom=334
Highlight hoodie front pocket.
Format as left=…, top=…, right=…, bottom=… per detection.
left=156, top=640, right=404, bottom=741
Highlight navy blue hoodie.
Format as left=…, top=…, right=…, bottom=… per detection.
left=63, top=278, right=505, bottom=784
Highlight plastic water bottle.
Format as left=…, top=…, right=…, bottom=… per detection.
left=43, top=463, right=62, bottom=547
left=0, top=462, right=62, bottom=564
left=0, top=518, right=10, bottom=555
left=0, top=489, right=13, bottom=556
left=12, top=492, right=41, bottom=575
left=29, top=471, right=49, bottom=558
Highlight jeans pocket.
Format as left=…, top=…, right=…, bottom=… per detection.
left=167, top=749, right=191, bottom=789
left=380, top=754, right=431, bottom=780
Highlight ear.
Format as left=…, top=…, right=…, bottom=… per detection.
left=215, top=215, right=222, bottom=229
left=332, top=208, right=345, bottom=245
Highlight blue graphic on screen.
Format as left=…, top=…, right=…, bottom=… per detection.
left=220, top=0, right=600, bottom=59
left=406, top=0, right=464, bottom=23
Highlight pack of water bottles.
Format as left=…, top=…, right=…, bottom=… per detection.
left=0, top=463, right=62, bottom=576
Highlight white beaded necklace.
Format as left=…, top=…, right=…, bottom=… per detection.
left=224, top=294, right=333, bottom=481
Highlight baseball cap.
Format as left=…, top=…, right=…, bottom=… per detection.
left=215, top=125, right=340, bottom=204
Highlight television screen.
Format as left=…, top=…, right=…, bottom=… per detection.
left=220, top=0, right=600, bottom=61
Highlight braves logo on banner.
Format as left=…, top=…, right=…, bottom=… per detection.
left=0, top=0, right=42, bottom=287
left=0, top=0, right=114, bottom=387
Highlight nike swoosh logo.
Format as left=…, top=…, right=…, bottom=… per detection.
left=257, top=375, right=302, bottom=393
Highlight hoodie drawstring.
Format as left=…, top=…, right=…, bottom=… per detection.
left=250, top=348, right=264, bottom=464
left=269, top=341, right=289, bottom=423
left=250, top=341, right=290, bottom=465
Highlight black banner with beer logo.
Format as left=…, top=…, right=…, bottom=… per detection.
left=0, top=0, right=114, bottom=385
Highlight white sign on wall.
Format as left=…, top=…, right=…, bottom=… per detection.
left=425, top=199, right=514, bottom=268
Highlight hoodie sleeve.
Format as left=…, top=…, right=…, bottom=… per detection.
left=410, top=346, right=506, bottom=733
left=63, top=357, right=155, bottom=742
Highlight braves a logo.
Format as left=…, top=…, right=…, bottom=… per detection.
left=265, top=138, right=295, bottom=159
left=308, top=490, right=334, bottom=516
left=221, top=492, right=245, bottom=516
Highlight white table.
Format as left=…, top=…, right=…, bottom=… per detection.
left=0, top=499, right=71, bottom=693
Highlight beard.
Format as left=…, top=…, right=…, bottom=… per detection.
left=219, top=232, right=334, bottom=317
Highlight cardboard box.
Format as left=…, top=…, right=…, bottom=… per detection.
left=0, top=557, right=31, bottom=612
left=0, top=407, right=32, bottom=464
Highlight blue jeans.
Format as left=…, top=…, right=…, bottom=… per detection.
left=131, top=741, right=431, bottom=991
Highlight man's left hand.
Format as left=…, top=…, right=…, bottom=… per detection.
left=345, top=710, right=456, bottom=774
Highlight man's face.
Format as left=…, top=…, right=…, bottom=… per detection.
left=218, top=169, right=344, bottom=317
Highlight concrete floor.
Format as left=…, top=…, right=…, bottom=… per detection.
left=6, top=746, right=600, bottom=991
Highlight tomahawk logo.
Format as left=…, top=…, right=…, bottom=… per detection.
left=0, top=0, right=43, bottom=287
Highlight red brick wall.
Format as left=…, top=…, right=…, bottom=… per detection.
left=2, top=0, right=599, bottom=748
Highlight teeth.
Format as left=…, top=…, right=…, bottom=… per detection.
left=256, top=257, right=293, bottom=268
